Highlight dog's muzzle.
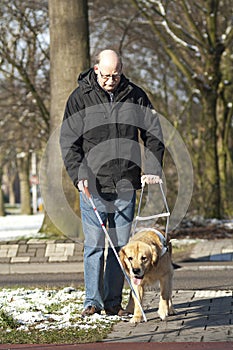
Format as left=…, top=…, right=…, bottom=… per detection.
left=132, top=268, right=144, bottom=285
left=132, top=275, right=144, bottom=286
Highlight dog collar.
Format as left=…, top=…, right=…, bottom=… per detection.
left=138, top=228, right=167, bottom=256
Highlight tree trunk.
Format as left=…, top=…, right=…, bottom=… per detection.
left=6, top=163, right=17, bottom=206
left=17, top=154, right=31, bottom=215
left=39, top=0, right=90, bottom=238
left=8, top=180, right=16, bottom=206
left=201, top=91, right=221, bottom=218
left=217, top=95, right=232, bottom=217
left=217, top=52, right=233, bottom=217
left=0, top=168, right=5, bottom=216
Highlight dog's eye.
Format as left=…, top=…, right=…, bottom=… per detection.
left=128, top=257, right=133, bottom=261
left=141, top=256, right=147, bottom=262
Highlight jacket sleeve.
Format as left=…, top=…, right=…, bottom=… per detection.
left=139, top=99, right=165, bottom=177
left=59, top=88, right=88, bottom=187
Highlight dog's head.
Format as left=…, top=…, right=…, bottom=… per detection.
left=119, top=241, right=158, bottom=286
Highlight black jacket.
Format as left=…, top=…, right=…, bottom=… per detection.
left=60, top=68, right=164, bottom=195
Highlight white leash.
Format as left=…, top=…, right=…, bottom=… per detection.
left=84, top=188, right=147, bottom=322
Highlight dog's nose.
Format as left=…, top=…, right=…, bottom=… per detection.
left=132, top=268, right=141, bottom=275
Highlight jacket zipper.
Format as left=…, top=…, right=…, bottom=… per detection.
left=108, top=92, right=121, bottom=184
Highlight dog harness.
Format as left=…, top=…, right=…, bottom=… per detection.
left=138, top=228, right=168, bottom=257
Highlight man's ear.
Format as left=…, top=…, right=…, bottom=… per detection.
left=94, top=64, right=98, bottom=74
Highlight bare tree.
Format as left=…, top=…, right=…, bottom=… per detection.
left=1, top=0, right=232, bottom=220
left=129, top=0, right=233, bottom=217
left=39, top=0, right=90, bottom=236
left=0, top=0, right=50, bottom=214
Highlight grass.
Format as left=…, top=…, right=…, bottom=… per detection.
left=0, top=310, right=20, bottom=329
left=0, top=325, right=113, bottom=344
left=0, top=286, right=129, bottom=344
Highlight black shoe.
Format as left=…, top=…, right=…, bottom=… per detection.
left=105, top=305, right=129, bottom=316
left=81, top=305, right=101, bottom=317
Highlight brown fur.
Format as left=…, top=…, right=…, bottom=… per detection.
left=119, top=229, right=176, bottom=323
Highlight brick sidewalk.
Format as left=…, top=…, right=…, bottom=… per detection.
left=1, top=238, right=233, bottom=265
left=0, top=239, right=83, bottom=264
left=0, top=239, right=232, bottom=275
left=0, top=238, right=232, bottom=344
left=105, top=289, right=233, bottom=343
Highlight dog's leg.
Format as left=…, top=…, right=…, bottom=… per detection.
left=130, top=284, right=144, bottom=323
left=125, top=291, right=134, bottom=314
left=158, top=273, right=176, bottom=320
left=166, top=270, right=176, bottom=316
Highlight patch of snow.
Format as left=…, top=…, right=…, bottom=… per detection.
left=170, top=238, right=205, bottom=247
left=0, top=286, right=125, bottom=333
left=0, top=214, right=44, bottom=241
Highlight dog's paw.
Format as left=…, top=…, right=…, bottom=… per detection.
left=130, top=315, right=142, bottom=323
left=158, top=306, right=176, bottom=320
left=158, top=308, right=168, bottom=320
left=158, top=312, right=167, bottom=320
left=168, top=307, right=177, bottom=315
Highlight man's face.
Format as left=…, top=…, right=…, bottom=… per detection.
left=94, top=64, right=122, bottom=93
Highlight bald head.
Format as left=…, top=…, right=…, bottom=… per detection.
left=96, top=50, right=122, bottom=70
left=94, top=49, right=123, bottom=92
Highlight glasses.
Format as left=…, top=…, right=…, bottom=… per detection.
left=99, top=70, right=121, bottom=81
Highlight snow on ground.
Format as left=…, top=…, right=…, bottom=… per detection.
left=0, top=286, right=124, bottom=332
left=0, top=214, right=44, bottom=241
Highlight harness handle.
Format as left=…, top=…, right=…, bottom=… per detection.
left=133, top=182, right=170, bottom=239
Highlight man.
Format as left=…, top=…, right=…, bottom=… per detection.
left=60, top=49, right=164, bottom=317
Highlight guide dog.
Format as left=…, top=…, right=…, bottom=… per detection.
left=119, top=228, right=176, bottom=323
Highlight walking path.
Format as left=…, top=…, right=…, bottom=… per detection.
left=102, top=238, right=233, bottom=343
left=0, top=228, right=232, bottom=345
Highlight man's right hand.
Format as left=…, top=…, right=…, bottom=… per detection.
left=77, top=179, right=88, bottom=194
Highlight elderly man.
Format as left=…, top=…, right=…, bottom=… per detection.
left=60, top=49, right=164, bottom=317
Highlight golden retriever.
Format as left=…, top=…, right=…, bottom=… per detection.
left=119, top=228, right=176, bottom=323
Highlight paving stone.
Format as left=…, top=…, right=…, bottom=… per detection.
left=45, top=243, right=75, bottom=257
left=0, top=244, right=18, bottom=257
left=11, top=256, right=30, bottom=263
left=27, top=239, right=55, bottom=244
left=67, top=255, right=83, bottom=262
left=17, top=244, right=27, bottom=254
left=30, top=257, right=49, bottom=263
left=17, top=240, right=28, bottom=244
left=24, top=249, right=37, bottom=257
left=35, top=247, right=46, bottom=257
left=48, top=256, right=68, bottom=262
left=74, top=245, right=84, bottom=254
left=28, top=243, right=46, bottom=249
left=0, top=257, right=11, bottom=263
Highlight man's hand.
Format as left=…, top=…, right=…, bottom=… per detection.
left=141, top=175, right=162, bottom=187
left=77, top=179, right=88, bottom=193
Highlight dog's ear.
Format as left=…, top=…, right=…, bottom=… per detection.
left=119, top=248, right=127, bottom=270
left=151, top=246, right=159, bottom=265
